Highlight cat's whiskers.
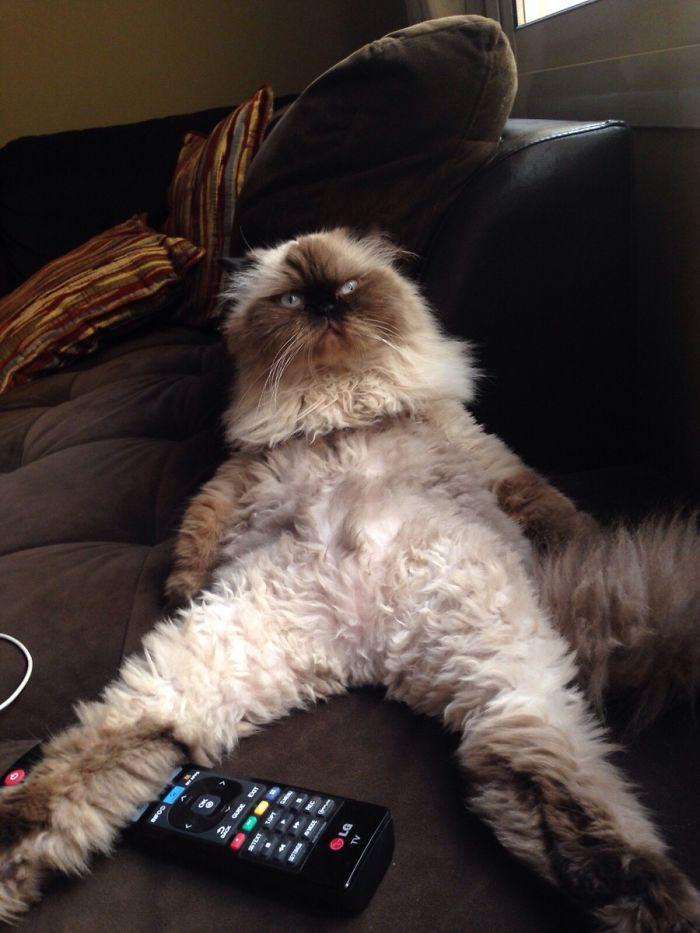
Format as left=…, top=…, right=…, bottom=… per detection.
left=256, top=330, right=302, bottom=414
left=268, top=331, right=307, bottom=407
left=362, top=331, right=405, bottom=356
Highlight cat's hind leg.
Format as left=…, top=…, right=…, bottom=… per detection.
left=0, top=576, right=348, bottom=922
left=382, top=522, right=700, bottom=932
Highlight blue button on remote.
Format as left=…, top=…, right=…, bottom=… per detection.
left=163, top=785, right=185, bottom=804
left=265, top=786, right=282, bottom=801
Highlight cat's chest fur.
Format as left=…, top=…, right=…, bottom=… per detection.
left=222, top=418, right=527, bottom=569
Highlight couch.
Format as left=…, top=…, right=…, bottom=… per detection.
left=1, top=21, right=698, bottom=933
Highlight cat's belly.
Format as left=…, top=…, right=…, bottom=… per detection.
left=223, top=467, right=526, bottom=588
left=213, top=432, right=531, bottom=661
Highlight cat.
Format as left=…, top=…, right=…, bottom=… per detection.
left=1, top=228, right=699, bottom=931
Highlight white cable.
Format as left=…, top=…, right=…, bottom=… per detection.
left=0, top=633, right=33, bottom=712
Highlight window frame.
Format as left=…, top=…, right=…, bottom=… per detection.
left=498, top=0, right=700, bottom=129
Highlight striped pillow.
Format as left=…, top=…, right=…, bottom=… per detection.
left=0, top=215, right=204, bottom=394
left=163, top=85, right=273, bottom=322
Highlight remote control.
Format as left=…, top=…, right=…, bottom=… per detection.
left=2, top=750, right=393, bottom=912
left=128, top=764, right=394, bottom=912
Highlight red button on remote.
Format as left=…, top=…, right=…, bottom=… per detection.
left=230, top=832, right=246, bottom=851
left=329, top=837, right=344, bottom=851
left=3, top=769, right=25, bottom=786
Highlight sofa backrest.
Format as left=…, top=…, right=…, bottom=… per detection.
left=0, top=105, right=232, bottom=296
left=0, top=108, right=636, bottom=475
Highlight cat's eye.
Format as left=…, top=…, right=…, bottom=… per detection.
left=279, top=292, right=303, bottom=309
left=338, top=279, right=358, bottom=296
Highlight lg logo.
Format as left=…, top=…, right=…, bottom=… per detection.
left=330, top=822, right=363, bottom=851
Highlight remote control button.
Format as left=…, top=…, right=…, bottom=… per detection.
left=245, top=831, right=268, bottom=857
left=278, top=789, right=295, bottom=808
left=241, top=815, right=257, bottom=832
left=289, top=815, right=308, bottom=838
left=329, top=837, right=344, bottom=851
left=192, top=793, right=220, bottom=814
left=229, top=800, right=248, bottom=824
left=253, top=800, right=269, bottom=817
left=275, top=812, right=294, bottom=834
left=162, top=785, right=185, bottom=805
left=262, top=808, right=282, bottom=831
left=273, top=838, right=293, bottom=862
left=168, top=807, right=207, bottom=832
left=180, top=770, right=201, bottom=786
left=265, top=786, right=282, bottom=801
left=261, top=836, right=277, bottom=859
left=303, top=796, right=321, bottom=815
left=204, top=778, right=243, bottom=803
left=290, top=793, right=308, bottom=812
left=317, top=798, right=337, bottom=818
left=245, top=784, right=264, bottom=800
left=3, top=769, right=26, bottom=787
left=302, top=817, right=327, bottom=844
left=287, top=840, right=309, bottom=868
left=230, top=832, right=246, bottom=851
left=213, top=821, right=235, bottom=843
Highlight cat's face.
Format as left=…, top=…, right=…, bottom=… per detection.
left=221, top=229, right=422, bottom=377
left=219, top=228, right=474, bottom=447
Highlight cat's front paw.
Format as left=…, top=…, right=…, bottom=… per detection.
left=164, top=565, right=207, bottom=612
left=0, top=786, right=49, bottom=923
left=495, top=469, right=598, bottom=550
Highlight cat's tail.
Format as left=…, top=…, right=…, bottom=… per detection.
left=534, top=512, right=700, bottom=733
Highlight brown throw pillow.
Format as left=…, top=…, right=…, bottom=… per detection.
left=232, top=16, right=516, bottom=258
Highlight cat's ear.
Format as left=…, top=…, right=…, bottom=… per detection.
left=359, top=228, right=418, bottom=272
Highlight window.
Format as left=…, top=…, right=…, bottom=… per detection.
left=514, top=0, right=599, bottom=27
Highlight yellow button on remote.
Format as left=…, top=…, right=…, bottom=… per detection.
left=254, top=800, right=269, bottom=817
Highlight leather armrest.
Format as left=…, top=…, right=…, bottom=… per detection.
left=422, top=119, right=635, bottom=474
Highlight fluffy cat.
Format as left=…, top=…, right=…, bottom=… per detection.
left=1, top=228, right=699, bottom=931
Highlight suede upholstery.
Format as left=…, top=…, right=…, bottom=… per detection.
left=0, top=326, right=227, bottom=744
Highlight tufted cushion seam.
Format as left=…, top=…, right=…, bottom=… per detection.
left=11, top=409, right=47, bottom=469
left=0, top=373, right=80, bottom=413
left=0, top=341, right=218, bottom=411
left=2, top=425, right=221, bottom=475
left=153, top=441, right=190, bottom=543
left=67, top=368, right=213, bottom=404
left=0, top=540, right=154, bottom=560
left=118, top=544, right=157, bottom=664
left=66, top=341, right=220, bottom=395
left=3, top=436, right=176, bottom=475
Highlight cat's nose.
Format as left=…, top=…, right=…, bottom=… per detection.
left=315, top=299, right=339, bottom=316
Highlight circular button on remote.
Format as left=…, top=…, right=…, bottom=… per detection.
left=329, top=837, right=345, bottom=851
left=169, top=777, right=242, bottom=832
left=3, top=769, right=25, bottom=786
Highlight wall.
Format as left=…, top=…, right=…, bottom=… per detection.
left=0, top=0, right=406, bottom=147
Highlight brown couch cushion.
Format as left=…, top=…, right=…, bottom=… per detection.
left=233, top=15, right=517, bottom=257
left=0, top=326, right=228, bottom=743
